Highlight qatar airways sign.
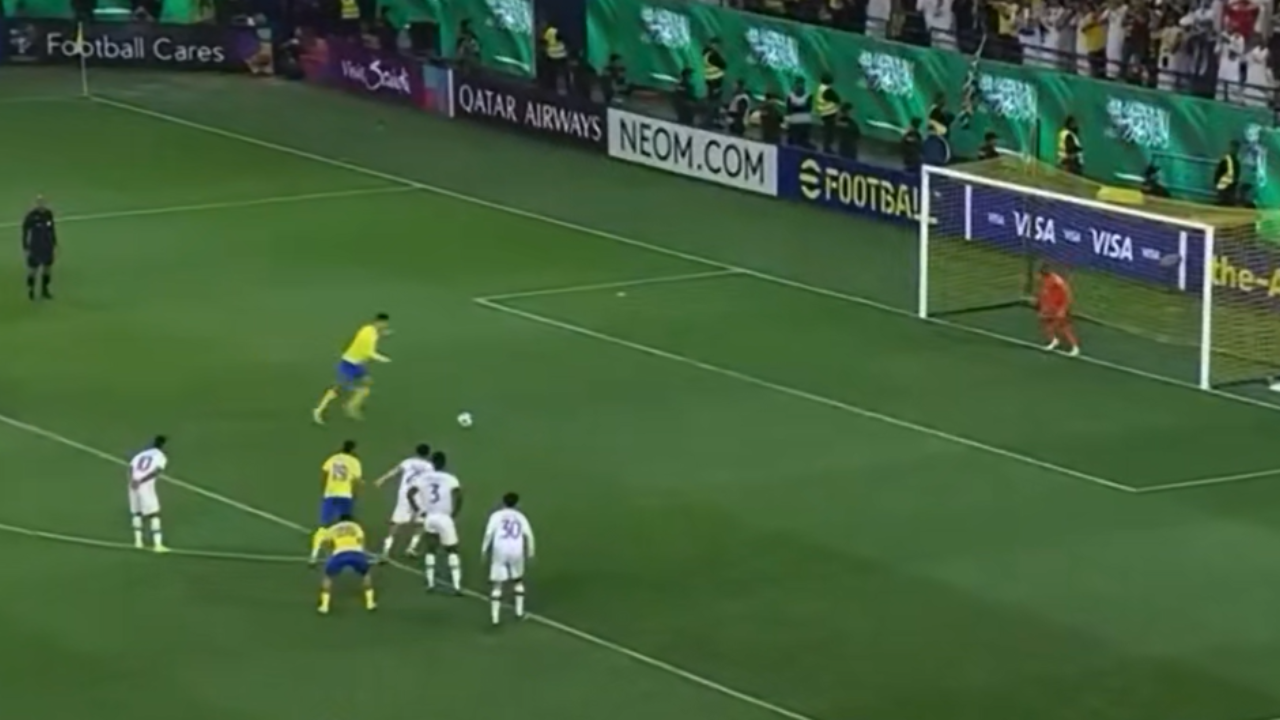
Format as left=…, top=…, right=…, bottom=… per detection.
left=451, top=72, right=606, bottom=150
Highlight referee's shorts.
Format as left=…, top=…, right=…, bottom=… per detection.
left=26, top=252, right=53, bottom=270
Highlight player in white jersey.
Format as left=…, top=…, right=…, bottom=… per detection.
left=415, top=451, right=463, bottom=593
left=127, top=435, right=169, bottom=553
left=373, top=443, right=434, bottom=560
left=481, top=492, right=535, bottom=625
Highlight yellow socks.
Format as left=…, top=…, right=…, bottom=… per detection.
left=364, top=588, right=377, bottom=610
left=314, top=388, right=339, bottom=422
left=318, top=591, right=331, bottom=614
left=344, top=387, right=370, bottom=417
left=309, top=529, right=326, bottom=561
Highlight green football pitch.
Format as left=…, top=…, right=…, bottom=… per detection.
left=8, top=66, right=1280, bottom=720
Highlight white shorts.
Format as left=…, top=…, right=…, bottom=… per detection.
left=390, top=498, right=420, bottom=525
left=422, top=513, right=459, bottom=546
left=128, top=483, right=160, bottom=516
left=489, top=550, right=525, bottom=583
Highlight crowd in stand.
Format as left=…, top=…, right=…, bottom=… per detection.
left=731, top=0, right=1280, bottom=108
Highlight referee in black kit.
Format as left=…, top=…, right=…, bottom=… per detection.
left=22, top=195, right=56, bottom=301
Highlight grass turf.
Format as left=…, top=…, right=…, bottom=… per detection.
left=4, top=66, right=1280, bottom=720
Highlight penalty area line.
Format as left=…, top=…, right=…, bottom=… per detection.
left=476, top=269, right=742, bottom=302
left=0, top=185, right=412, bottom=231
left=477, top=298, right=1136, bottom=494
left=87, top=94, right=1280, bottom=422
left=0, top=519, right=307, bottom=563
left=0, top=412, right=819, bottom=720
left=1135, top=467, right=1280, bottom=494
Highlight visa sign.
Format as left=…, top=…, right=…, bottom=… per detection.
left=778, top=148, right=920, bottom=224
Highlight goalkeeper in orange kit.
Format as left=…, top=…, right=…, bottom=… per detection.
left=1038, top=264, right=1080, bottom=356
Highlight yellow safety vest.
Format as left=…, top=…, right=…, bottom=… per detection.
left=814, top=84, right=837, bottom=117
left=1057, top=129, right=1079, bottom=162
left=703, top=50, right=724, bottom=82
left=544, top=28, right=566, bottom=60
left=1217, top=155, right=1236, bottom=190
left=339, top=0, right=359, bottom=20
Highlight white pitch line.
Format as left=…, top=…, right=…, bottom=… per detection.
left=477, top=299, right=1135, bottom=494
left=88, top=95, right=1280, bottom=419
left=0, top=411, right=816, bottom=720
left=0, top=519, right=306, bottom=563
left=0, top=94, right=77, bottom=106
left=477, top=269, right=742, bottom=302
left=1136, top=467, right=1280, bottom=494
left=0, top=185, right=411, bottom=231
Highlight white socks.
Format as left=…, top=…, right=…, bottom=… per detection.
left=447, top=553, right=461, bottom=590
left=149, top=516, right=164, bottom=549
left=134, top=515, right=163, bottom=549
left=425, top=552, right=463, bottom=591
left=490, top=582, right=527, bottom=625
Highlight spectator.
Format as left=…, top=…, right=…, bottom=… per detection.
left=1219, top=25, right=1247, bottom=103
left=1243, top=32, right=1275, bottom=105
left=602, top=54, right=631, bottom=105
left=1079, top=1, right=1108, bottom=77
left=921, top=0, right=956, bottom=47
left=1156, top=8, right=1188, bottom=91
left=867, top=0, right=892, bottom=36
left=1103, top=0, right=1127, bottom=78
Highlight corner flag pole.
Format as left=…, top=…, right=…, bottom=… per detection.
left=76, top=22, right=89, bottom=97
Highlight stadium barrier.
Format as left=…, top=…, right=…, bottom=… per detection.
left=586, top=0, right=1279, bottom=206
left=3, top=19, right=268, bottom=72
left=606, top=110, right=778, bottom=195
left=452, top=71, right=607, bottom=149
left=778, top=149, right=920, bottom=225
left=300, top=37, right=451, bottom=115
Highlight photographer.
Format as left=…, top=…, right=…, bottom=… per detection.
left=601, top=54, right=630, bottom=105
left=726, top=80, right=752, bottom=136
left=455, top=20, right=481, bottom=71
left=901, top=117, right=923, bottom=172
left=754, top=92, right=784, bottom=145
left=835, top=102, right=860, bottom=160
left=784, top=77, right=811, bottom=147
left=673, top=68, right=699, bottom=126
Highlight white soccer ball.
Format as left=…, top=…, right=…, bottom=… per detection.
left=457, top=412, right=473, bottom=428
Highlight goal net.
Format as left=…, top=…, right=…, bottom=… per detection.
left=919, top=157, right=1280, bottom=390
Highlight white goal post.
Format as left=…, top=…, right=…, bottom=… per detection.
left=916, top=163, right=1240, bottom=390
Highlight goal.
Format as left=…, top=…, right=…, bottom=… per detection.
left=917, top=157, right=1280, bottom=390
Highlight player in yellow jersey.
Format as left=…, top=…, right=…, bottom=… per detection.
left=310, top=440, right=363, bottom=564
left=313, top=313, right=392, bottom=424
left=317, top=513, right=377, bottom=614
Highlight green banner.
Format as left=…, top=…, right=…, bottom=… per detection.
left=378, top=0, right=534, bottom=77
left=587, top=0, right=1278, bottom=206
left=3, top=0, right=212, bottom=23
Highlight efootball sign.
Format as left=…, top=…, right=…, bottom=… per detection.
left=607, top=110, right=778, bottom=196
left=5, top=20, right=267, bottom=71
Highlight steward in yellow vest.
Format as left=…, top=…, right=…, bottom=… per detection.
left=539, top=23, right=568, bottom=92
left=338, top=0, right=361, bottom=35
left=702, top=38, right=726, bottom=101
left=1215, top=140, right=1241, bottom=206
left=1057, top=116, right=1082, bottom=175
left=813, top=73, right=841, bottom=154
